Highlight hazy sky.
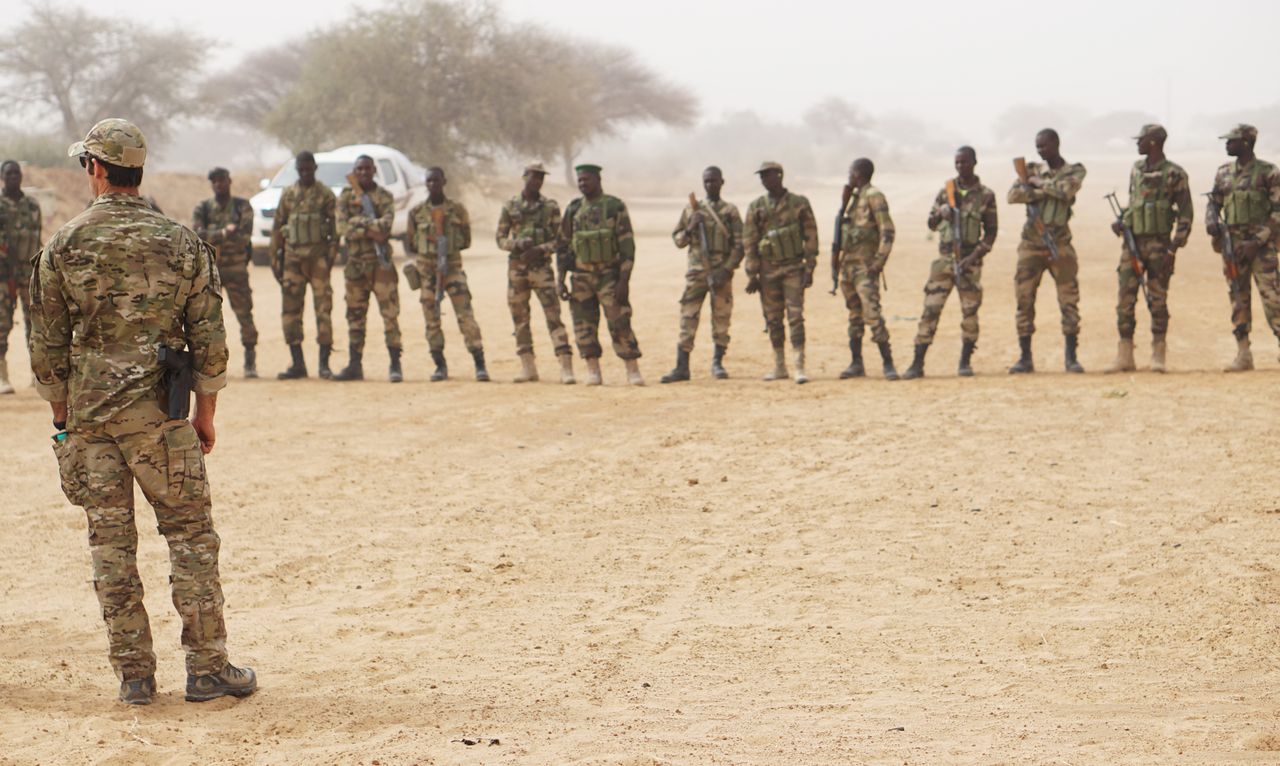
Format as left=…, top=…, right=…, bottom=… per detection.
left=58, top=0, right=1280, bottom=140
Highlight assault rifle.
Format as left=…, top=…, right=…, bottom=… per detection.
left=945, top=180, right=968, bottom=284
left=346, top=173, right=391, bottom=268
left=431, top=206, right=448, bottom=305
left=1105, top=192, right=1151, bottom=310
left=830, top=184, right=853, bottom=295
left=1013, top=157, right=1060, bottom=262
left=689, top=192, right=714, bottom=291
left=1204, top=193, right=1239, bottom=281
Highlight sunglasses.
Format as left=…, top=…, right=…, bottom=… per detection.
left=78, top=154, right=95, bottom=169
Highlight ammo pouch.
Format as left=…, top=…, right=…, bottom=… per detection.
left=288, top=211, right=325, bottom=246
left=840, top=223, right=877, bottom=252
left=1040, top=196, right=1071, bottom=227
left=403, top=261, right=422, bottom=291
left=762, top=222, right=804, bottom=262
left=573, top=228, right=617, bottom=265
left=162, top=421, right=208, bottom=502
left=1224, top=189, right=1270, bottom=226
left=1129, top=200, right=1174, bottom=236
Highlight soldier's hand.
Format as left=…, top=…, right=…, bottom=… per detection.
left=193, top=414, right=216, bottom=454
left=557, top=280, right=570, bottom=301
left=802, top=270, right=814, bottom=289
left=970, top=243, right=991, bottom=260
left=1238, top=239, right=1262, bottom=259
left=1170, top=236, right=1187, bottom=252
left=1110, top=221, right=1124, bottom=236
left=686, top=211, right=703, bottom=233
left=745, top=276, right=760, bottom=294
left=514, top=236, right=534, bottom=252
left=1206, top=222, right=1222, bottom=238
left=615, top=275, right=631, bottom=305
left=710, top=266, right=731, bottom=288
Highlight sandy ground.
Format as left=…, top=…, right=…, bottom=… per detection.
left=2, top=157, right=1279, bottom=765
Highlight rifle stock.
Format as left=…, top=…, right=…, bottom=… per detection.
left=431, top=206, right=448, bottom=304
left=1106, top=192, right=1150, bottom=310
left=1013, top=157, right=1060, bottom=263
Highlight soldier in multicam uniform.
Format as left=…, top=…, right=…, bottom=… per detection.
left=743, top=161, right=817, bottom=384
left=903, top=147, right=998, bottom=379
left=271, top=151, right=337, bottom=380
left=661, top=166, right=744, bottom=383
left=193, top=167, right=259, bottom=378
left=30, top=119, right=255, bottom=705
left=0, top=159, right=41, bottom=394
left=834, top=158, right=899, bottom=380
left=334, top=155, right=400, bottom=382
left=556, top=163, right=644, bottom=386
left=404, top=167, right=488, bottom=382
left=1206, top=124, right=1280, bottom=372
left=1007, top=128, right=1088, bottom=374
left=1104, top=124, right=1192, bottom=374
left=495, top=163, right=574, bottom=384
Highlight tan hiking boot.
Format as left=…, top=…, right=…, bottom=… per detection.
left=584, top=357, right=603, bottom=386
left=120, top=675, right=156, bottom=705
left=624, top=358, right=645, bottom=386
left=0, top=358, right=13, bottom=395
left=1224, top=336, right=1253, bottom=372
left=186, top=663, right=257, bottom=702
left=514, top=352, right=538, bottom=383
left=793, top=347, right=809, bottom=384
left=1104, top=338, right=1136, bottom=373
left=762, top=347, right=787, bottom=381
left=1150, top=335, right=1167, bottom=373
left=558, top=354, right=576, bottom=385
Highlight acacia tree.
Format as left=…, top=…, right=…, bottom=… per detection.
left=199, top=43, right=306, bottom=133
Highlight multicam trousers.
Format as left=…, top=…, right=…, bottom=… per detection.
left=281, top=245, right=334, bottom=347
left=568, top=267, right=641, bottom=360
left=676, top=269, right=733, bottom=353
left=914, top=256, right=983, bottom=346
left=508, top=257, right=570, bottom=357
left=344, top=257, right=401, bottom=353
left=417, top=258, right=484, bottom=354
left=1014, top=237, right=1081, bottom=337
left=1115, top=235, right=1175, bottom=339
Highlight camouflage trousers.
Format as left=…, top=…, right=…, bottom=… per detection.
left=1115, top=235, right=1175, bottom=338
left=568, top=267, right=641, bottom=360
left=840, top=248, right=889, bottom=344
left=417, top=258, right=483, bottom=354
left=1014, top=237, right=1081, bottom=337
left=508, top=257, right=570, bottom=357
left=51, top=399, right=227, bottom=680
left=677, top=269, right=733, bottom=353
left=914, top=255, right=984, bottom=346
left=0, top=275, right=31, bottom=354
left=281, top=245, right=334, bottom=346
left=1223, top=246, right=1280, bottom=340
left=217, top=263, right=259, bottom=347
left=344, top=257, right=401, bottom=353
left=758, top=262, right=806, bottom=349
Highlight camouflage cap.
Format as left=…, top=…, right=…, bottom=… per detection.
left=574, top=163, right=602, bottom=175
left=1133, top=123, right=1167, bottom=141
left=755, top=161, right=784, bottom=175
left=523, top=162, right=548, bottom=176
left=67, top=118, right=147, bottom=168
left=1220, top=124, right=1259, bottom=141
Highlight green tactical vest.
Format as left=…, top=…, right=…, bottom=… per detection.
left=759, top=196, right=804, bottom=262
left=1222, top=162, right=1272, bottom=227
left=693, top=203, right=730, bottom=254
left=4, top=202, right=39, bottom=261
left=572, top=197, right=619, bottom=266
left=943, top=189, right=984, bottom=246
left=1040, top=194, right=1071, bottom=227
left=1128, top=162, right=1176, bottom=236
left=414, top=204, right=464, bottom=258
left=510, top=198, right=556, bottom=248
left=287, top=210, right=326, bottom=246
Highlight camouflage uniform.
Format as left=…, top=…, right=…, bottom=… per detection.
left=916, top=179, right=998, bottom=345
left=193, top=196, right=258, bottom=347
left=671, top=198, right=744, bottom=352
left=406, top=197, right=484, bottom=353
left=839, top=185, right=895, bottom=344
left=743, top=191, right=818, bottom=349
left=30, top=193, right=231, bottom=683
left=562, top=193, right=641, bottom=360
left=271, top=182, right=336, bottom=346
left=1007, top=160, right=1087, bottom=337
left=496, top=193, right=570, bottom=357
left=1208, top=156, right=1280, bottom=341
left=0, top=191, right=41, bottom=352
left=1116, top=158, right=1192, bottom=338
left=337, top=184, right=399, bottom=354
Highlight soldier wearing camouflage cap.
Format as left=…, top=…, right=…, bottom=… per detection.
left=1207, top=123, right=1280, bottom=371
left=30, top=118, right=256, bottom=705
left=193, top=168, right=259, bottom=378
left=1103, top=124, right=1192, bottom=374
left=0, top=159, right=42, bottom=394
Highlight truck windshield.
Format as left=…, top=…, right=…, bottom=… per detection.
left=272, top=162, right=380, bottom=188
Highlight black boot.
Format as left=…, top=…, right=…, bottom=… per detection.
left=243, top=345, right=257, bottom=379
left=1008, top=336, right=1034, bottom=374
left=661, top=347, right=691, bottom=383
left=1064, top=334, right=1084, bottom=373
left=958, top=339, right=976, bottom=377
left=878, top=341, right=899, bottom=381
left=388, top=347, right=403, bottom=383
left=430, top=350, right=448, bottom=382
left=840, top=336, right=865, bottom=379
left=711, top=344, right=729, bottom=379
left=318, top=344, right=333, bottom=380
left=333, top=349, right=363, bottom=381
left=472, top=349, right=490, bottom=382
left=277, top=344, right=307, bottom=379
left=902, top=343, right=928, bottom=380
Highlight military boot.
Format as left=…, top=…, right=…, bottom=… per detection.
left=430, top=350, right=449, bottom=382
left=472, top=349, right=490, bottom=382
left=186, top=663, right=257, bottom=703
left=1224, top=336, right=1253, bottom=372
left=558, top=353, right=576, bottom=385
left=119, top=675, right=155, bottom=706
left=1008, top=336, right=1034, bottom=374
left=1064, top=334, right=1084, bottom=373
left=242, top=345, right=258, bottom=379
left=388, top=346, right=403, bottom=383
left=840, top=336, right=865, bottom=379
left=878, top=341, right=899, bottom=380
left=514, top=352, right=539, bottom=383
left=792, top=347, right=809, bottom=384
left=584, top=357, right=603, bottom=386
left=902, top=343, right=928, bottom=380
left=0, top=355, right=13, bottom=395
left=625, top=358, right=645, bottom=386
left=333, top=349, right=363, bottom=381
left=763, top=346, right=788, bottom=381
left=661, top=348, right=690, bottom=383
left=318, top=344, right=333, bottom=380
left=277, top=344, right=307, bottom=379
left=958, top=339, right=976, bottom=377
left=1104, top=338, right=1136, bottom=374
left=711, top=344, right=729, bottom=379
left=1150, top=335, right=1167, bottom=373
